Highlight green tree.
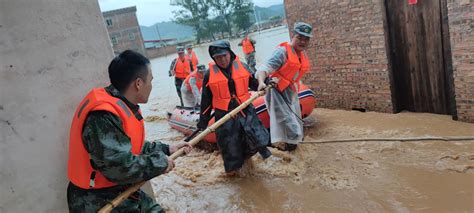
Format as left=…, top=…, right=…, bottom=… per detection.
left=208, top=0, right=234, bottom=37
left=172, top=0, right=210, bottom=43
left=232, top=0, right=254, bottom=33
left=269, top=15, right=282, bottom=21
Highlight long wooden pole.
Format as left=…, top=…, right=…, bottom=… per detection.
left=98, top=86, right=270, bottom=213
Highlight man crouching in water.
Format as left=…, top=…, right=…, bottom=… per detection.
left=197, top=40, right=272, bottom=175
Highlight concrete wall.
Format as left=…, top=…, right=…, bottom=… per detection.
left=447, top=0, right=474, bottom=122
left=0, top=0, right=113, bottom=212
left=285, top=0, right=394, bottom=112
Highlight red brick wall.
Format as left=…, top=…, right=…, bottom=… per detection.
left=285, top=0, right=393, bottom=112
left=104, top=10, right=146, bottom=56
left=447, top=0, right=474, bottom=122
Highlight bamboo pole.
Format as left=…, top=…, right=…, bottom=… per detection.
left=98, top=86, right=270, bottom=213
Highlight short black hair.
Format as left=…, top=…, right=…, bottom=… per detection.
left=108, top=50, right=150, bottom=92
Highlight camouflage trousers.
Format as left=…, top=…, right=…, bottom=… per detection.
left=67, top=182, right=164, bottom=213
left=175, top=77, right=184, bottom=106
left=245, top=52, right=256, bottom=74
left=214, top=105, right=271, bottom=172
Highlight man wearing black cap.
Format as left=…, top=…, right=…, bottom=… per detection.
left=256, top=22, right=313, bottom=151
left=197, top=40, right=271, bottom=175
left=169, top=46, right=194, bottom=106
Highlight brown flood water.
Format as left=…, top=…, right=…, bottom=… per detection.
left=142, top=27, right=474, bottom=212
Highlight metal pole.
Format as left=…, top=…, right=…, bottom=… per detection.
left=155, top=25, right=165, bottom=47
left=253, top=4, right=260, bottom=33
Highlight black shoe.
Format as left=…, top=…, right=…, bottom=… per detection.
left=285, top=143, right=298, bottom=152
left=271, top=142, right=297, bottom=152
left=258, top=147, right=272, bottom=159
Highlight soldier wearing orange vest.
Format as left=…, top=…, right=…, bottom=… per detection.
left=256, top=22, right=313, bottom=151
left=197, top=40, right=271, bottom=174
left=67, top=50, right=192, bottom=212
left=181, top=64, right=206, bottom=107
left=169, top=46, right=194, bottom=106
left=185, top=44, right=199, bottom=71
left=238, top=31, right=257, bottom=73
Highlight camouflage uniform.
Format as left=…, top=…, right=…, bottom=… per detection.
left=67, top=85, right=168, bottom=213
left=197, top=43, right=271, bottom=172
left=238, top=37, right=257, bottom=74
left=245, top=52, right=257, bottom=74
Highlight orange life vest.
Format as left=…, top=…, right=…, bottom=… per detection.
left=184, top=71, right=203, bottom=91
left=242, top=37, right=255, bottom=54
left=175, top=57, right=191, bottom=79
left=67, top=88, right=145, bottom=189
left=207, top=58, right=251, bottom=111
left=186, top=51, right=199, bottom=71
left=270, top=42, right=311, bottom=91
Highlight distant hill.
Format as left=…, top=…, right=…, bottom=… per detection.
left=254, top=4, right=285, bottom=21
left=140, top=3, right=284, bottom=41
left=140, top=22, right=194, bottom=41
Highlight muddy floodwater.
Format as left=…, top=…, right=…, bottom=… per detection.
left=142, top=27, right=474, bottom=212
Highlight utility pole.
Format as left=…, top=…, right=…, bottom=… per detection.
left=253, top=4, right=260, bottom=33
left=155, top=24, right=165, bottom=47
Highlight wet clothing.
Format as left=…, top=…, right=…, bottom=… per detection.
left=238, top=37, right=257, bottom=73
left=198, top=46, right=270, bottom=172
left=207, top=60, right=251, bottom=111
left=175, top=77, right=185, bottom=106
left=170, top=58, right=194, bottom=106
left=67, top=85, right=169, bottom=212
left=257, top=43, right=311, bottom=144
left=181, top=71, right=203, bottom=107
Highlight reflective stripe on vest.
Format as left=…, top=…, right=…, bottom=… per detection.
left=184, top=71, right=203, bottom=91
left=207, top=58, right=251, bottom=111
left=270, top=42, right=311, bottom=91
left=67, top=88, right=145, bottom=189
left=175, top=57, right=191, bottom=79
left=242, top=37, right=255, bottom=54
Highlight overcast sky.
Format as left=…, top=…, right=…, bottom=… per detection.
left=98, top=0, right=283, bottom=26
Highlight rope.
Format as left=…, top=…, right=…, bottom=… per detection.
left=300, top=136, right=474, bottom=144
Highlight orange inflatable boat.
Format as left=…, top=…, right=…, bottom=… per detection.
left=167, top=83, right=316, bottom=143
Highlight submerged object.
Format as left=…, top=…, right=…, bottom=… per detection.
left=167, top=83, right=316, bottom=143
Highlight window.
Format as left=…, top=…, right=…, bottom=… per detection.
left=106, top=18, right=113, bottom=27
left=111, top=36, right=118, bottom=46
left=128, top=32, right=135, bottom=40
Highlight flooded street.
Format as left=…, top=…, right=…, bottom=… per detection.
left=142, top=27, right=474, bottom=212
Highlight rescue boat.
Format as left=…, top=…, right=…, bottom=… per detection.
left=167, top=83, right=316, bottom=143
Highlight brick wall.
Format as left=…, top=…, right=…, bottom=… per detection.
left=285, top=0, right=393, bottom=112
left=146, top=45, right=178, bottom=59
left=447, top=0, right=474, bottom=122
left=103, top=7, right=146, bottom=56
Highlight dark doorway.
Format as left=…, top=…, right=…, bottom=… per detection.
left=385, top=0, right=454, bottom=115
